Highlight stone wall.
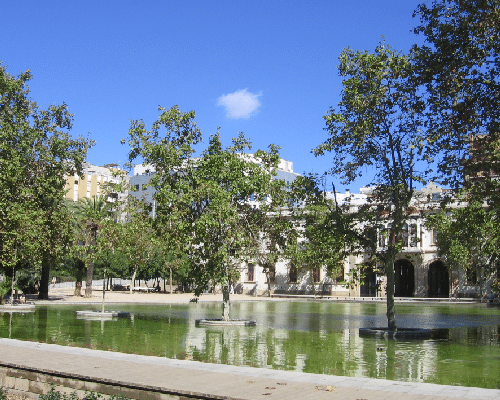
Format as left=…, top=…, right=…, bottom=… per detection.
left=0, top=364, right=192, bottom=400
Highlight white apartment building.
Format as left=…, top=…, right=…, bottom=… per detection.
left=128, top=157, right=301, bottom=217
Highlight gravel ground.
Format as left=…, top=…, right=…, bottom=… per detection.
left=34, top=287, right=275, bottom=305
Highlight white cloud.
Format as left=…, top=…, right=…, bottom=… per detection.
left=217, top=88, right=262, bottom=119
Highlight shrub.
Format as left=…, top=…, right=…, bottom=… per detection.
left=39, top=386, right=79, bottom=400
left=39, top=387, right=129, bottom=400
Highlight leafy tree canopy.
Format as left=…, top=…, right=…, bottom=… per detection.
left=412, top=0, right=500, bottom=296
left=288, top=175, right=357, bottom=283
left=413, top=0, right=500, bottom=191
left=315, top=43, right=427, bottom=330
left=0, top=64, right=92, bottom=298
left=126, top=106, right=288, bottom=320
left=426, top=199, right=500, bottom=295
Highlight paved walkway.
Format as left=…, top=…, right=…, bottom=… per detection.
left=0, top=338, right=499, bottom=400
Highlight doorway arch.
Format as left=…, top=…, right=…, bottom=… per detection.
left=394, top=259, right=414, bottom=297
left=428, top=260, right=449, bottom=297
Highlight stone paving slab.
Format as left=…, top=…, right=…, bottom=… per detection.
left=0, top=339, right=499, bottom=400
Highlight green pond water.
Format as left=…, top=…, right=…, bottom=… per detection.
left=1, top=301, right=499, bottom=389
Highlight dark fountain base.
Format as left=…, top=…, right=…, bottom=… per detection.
left=196, top=319, right=256, bottom=327
left=359, top=327, right=433, bottom=339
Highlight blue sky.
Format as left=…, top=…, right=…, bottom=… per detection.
left=3, top=1, right=424, bottom=192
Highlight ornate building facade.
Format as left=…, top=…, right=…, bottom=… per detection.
left=236, top=183, right=496, bottom=299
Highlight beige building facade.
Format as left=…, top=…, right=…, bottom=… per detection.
left=65, top=163, right=127, bottom=202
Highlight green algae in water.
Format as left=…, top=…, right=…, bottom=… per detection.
left=1, top=301, right=499, bottom=389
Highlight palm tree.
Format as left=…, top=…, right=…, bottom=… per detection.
left=73, top=196, right=114, bottom=298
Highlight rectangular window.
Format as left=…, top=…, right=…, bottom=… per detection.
left=247, top=263, right=254, bottom=282
left=388, top=225, right=395, bottom=245
left=399, top=223, right=417, bottom=247
left=289, top=265, right=297, bottom=283
left=379, top=225, right=395, bottom=246
left=364, top=226, right=376, bottom=250
left=312, top=268, right=320, bottom=283
left=431, top=229, right=438, bottom=246
left=402, top=223, right=409, bottom=247
left=378, top=226, right=386, bottom=247
left=334, top=267, right=344, bottom=283
left=466, top=268, right=478, bottom=285
left=267, top=266, right=276, bottom=283
left=409, top=224, right=418, bottom=247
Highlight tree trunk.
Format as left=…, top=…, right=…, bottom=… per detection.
left=84, top=259, right=94, bottom=298
left=222, top=285, right=230, bottom=321
left=74, top=259, right=85, bottom=297
left=85, top=231, right=97, bottom=298
left=39, top=252, right=51, bottom=300
left=386, top=248, right=397, bottom=331
left=479, top=269, right=484, bottom=299
left=169, top=267, right=173, bottom=294
left=266, top=269, right=272, bottom=297
left=130, top=268, right=137, bottom=294
left=74, top=280, right=82, bottom=297
left=11, top=268, right=15, bottom=304
left=101, top=269, right=106, bottom=313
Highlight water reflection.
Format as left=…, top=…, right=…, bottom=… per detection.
left=0, top=302, right=499, bottom=389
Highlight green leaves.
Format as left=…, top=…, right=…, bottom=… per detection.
left=410, top=0, right=500, bottom=295
left=316, top=43, right=425, bottom=192
left=288, top=175, right=351, bottom=280
left=317, top=41, right=428, bottom=330
left=126, top=105, right=201, bottom=171
left=426, top=196, right=500, bottom=292
left=0, top=64, right=92, bottom=297
left=126, top=106, right=288, bottom=305
left=413, top=0, right=500, bottom=190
